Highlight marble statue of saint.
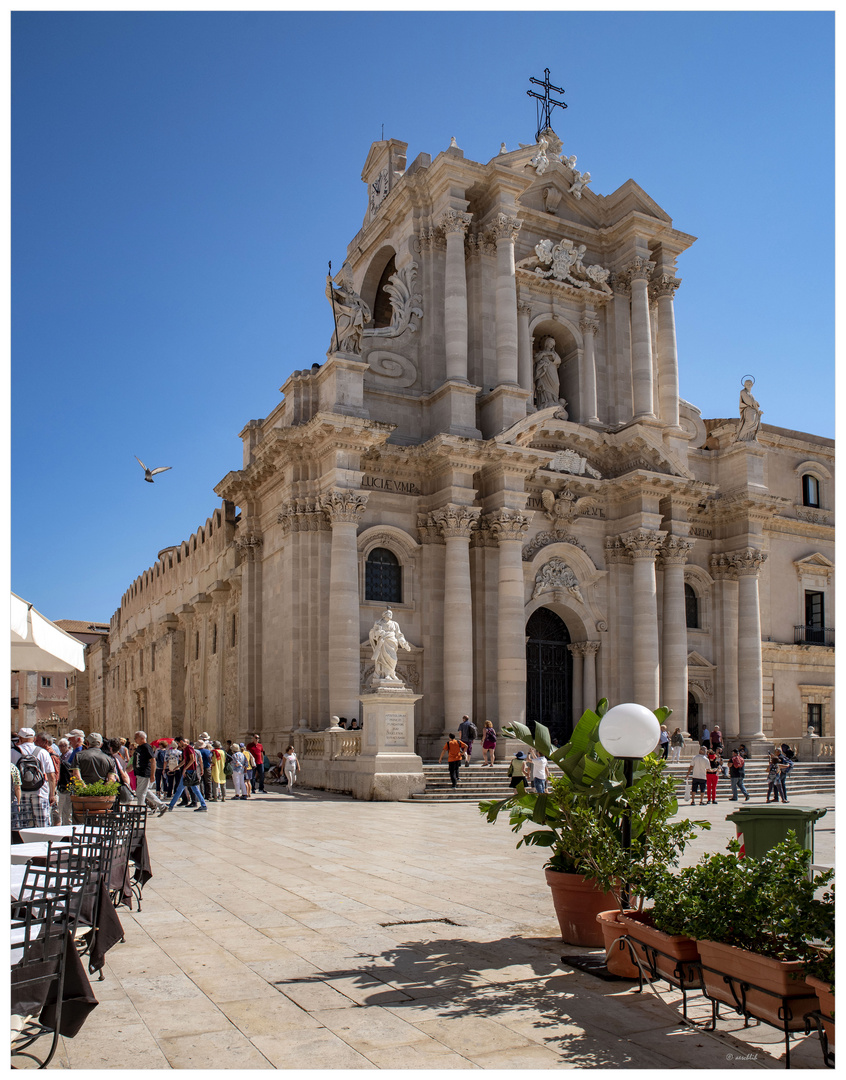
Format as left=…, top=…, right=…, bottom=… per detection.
left=735, top=378, right=762, bottom=443
left=368, top=608, right=411, bottom=683
left=534, top=336, right=567, bottom=412
left=326, top=269, right=371, bottom=356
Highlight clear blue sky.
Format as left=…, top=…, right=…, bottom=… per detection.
left=11, top=10, right=834, bottom=623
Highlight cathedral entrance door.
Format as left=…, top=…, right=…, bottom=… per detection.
left=525, top=608, right=573, bottom=746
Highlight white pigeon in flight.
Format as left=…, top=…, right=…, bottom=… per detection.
left=135, top=456, right=172, bottom=483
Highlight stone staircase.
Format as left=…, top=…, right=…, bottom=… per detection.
left=411, top=760, right=836, bottom=804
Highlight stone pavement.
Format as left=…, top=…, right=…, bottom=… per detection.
left=41, top=788, right=835, bottom=1070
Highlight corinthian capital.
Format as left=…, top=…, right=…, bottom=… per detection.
left=579, top=315, right=600, bottom=337
left=709, top=553, right=735, bottom=580
left=440, top=208, right=473, bottom=237
left=487, top=213, right=522, bottom=244
left=321, top=489, right=369, bottom=526
left=485, top=509, right=533, bottom=543
left=650, top=274, right=681, bottom=300
left=729, top=548, right=768, bottom=577
left=660, top=535, right=694, bottom=566
left=625, top=256, right=656, bottom=283
left=517, top=299, right=533, bottom=318
left=621, top=528, right=666, bottom=560
left=429, top=504, right=481, bottom=539
left=235, top=532, right=263, bottom=561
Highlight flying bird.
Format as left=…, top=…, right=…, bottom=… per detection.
left=135, top=456, right=172, bottom=483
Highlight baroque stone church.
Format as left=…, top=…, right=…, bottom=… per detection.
left=78, top=119, right=834, bottom=759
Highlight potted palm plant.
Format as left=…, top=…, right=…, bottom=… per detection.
left=480, top=701, right=705, bottom=951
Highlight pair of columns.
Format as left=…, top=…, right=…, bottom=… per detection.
left=614, top=259, right=680, bottom=426
left=442, top=209, right=521, bottom=387
left=607, top=529, right=766, bottom=741
left=568, top=641, right=600, bottom=718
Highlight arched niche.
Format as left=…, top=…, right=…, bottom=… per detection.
left=360, top=246, right=397, bottom=328
left=529, top=313, right=583, bottom=421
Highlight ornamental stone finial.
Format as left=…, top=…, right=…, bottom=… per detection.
left=321, top=489, right=369, bottom=525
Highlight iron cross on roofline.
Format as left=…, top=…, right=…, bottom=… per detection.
left=527, top=68, right=567, bottom=142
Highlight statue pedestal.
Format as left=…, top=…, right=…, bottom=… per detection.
left=356, top=684, right=425, bottom=800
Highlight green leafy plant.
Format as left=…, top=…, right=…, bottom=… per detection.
left=647, top=834, right=834, bottom=964
left=68, top=776, right=120, bottom=798
left=479, top=702, right=707, bottom=906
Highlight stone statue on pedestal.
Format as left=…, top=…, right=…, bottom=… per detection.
left=326, top=269, right=371, bottom=356
left=368, top=608, right=411, bottom=684
left=735, top=378, right=762, bottom=443
left=534, top=336, right=567, bottom=414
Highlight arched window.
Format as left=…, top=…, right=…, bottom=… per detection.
left=684, top=584, right=699, bottom=629
left=372, top=256, right=397, bottom=329
left=802, top=474, right=821, bottom=508
left=365, top=547, right=402, bottom=603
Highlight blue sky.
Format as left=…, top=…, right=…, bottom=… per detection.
left=11, top=10, right=834, bottom=622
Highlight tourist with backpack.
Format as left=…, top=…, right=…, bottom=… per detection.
left=12, top=726, right=56, bottom=828
left=438, top=733, right=468, bottom=788
left=728, top=747, right=750, bottom=801
left=458, top=715, right=477, bottom=766
left=481, top=721, right=497, bottom=767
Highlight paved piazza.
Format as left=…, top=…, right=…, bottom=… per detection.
left=44, top=790, right=834, bottom=1070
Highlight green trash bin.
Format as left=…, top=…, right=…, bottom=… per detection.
left=726, top=805, right=827, bottom=863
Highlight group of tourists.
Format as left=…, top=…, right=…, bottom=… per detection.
left=11, top=725, right=303, bottom=828
left=438, top=717, right=499, bottom=787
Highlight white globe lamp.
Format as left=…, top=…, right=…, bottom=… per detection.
left=598, top=702, right=661, bottom=760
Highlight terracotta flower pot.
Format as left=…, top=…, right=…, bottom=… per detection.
left=619, top=911, right=701, bottom=988
left=697, top=939, right=818, bottom=1030
left=596, top=909, right=641, bottom=978
left=806, top=974, right=835, bottom=1048
left=71, top=794, right=116, bottom=823
left=544, top=869, right=617, bottom=947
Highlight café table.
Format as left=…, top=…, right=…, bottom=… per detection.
left=18, top=825, right=106, bottom=843
left=11, top=842, right=72, bottom=866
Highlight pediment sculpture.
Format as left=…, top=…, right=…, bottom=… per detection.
left=532, top=557, right=583, bottom=603
left=364, top=262, right=423, bottom=340
left=544, top=449, right=602, bottom=479
left=518, top=238, right=611, bottom=294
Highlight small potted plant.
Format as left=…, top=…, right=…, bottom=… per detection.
left=68, top=776, right=120, bottom=821
left=647, top=834, right=834, bottom=1029
left=805, top=920, right=835, bottom=1051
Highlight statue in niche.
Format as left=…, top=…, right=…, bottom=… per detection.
left=533, top=336, right=568, bottom=415
left=735, top=377, right=763, bottom=443
left=368, top=608, right=411, bottom=684
left=326, top=268, right=371, bottom=356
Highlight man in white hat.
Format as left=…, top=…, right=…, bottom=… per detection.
left=12, top=727, right=56, bottom=828
left=67, top=728, right=86, bottom=765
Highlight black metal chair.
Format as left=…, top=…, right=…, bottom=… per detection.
left=11, top=892, right=73, bottom=1069
left=112, top=803, right=149, bottom=908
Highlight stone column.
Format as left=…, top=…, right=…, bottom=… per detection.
left=441, top=208, right=472, bottom=382
left=731, top=548, right=768, bottom=742
left=711, top=554, right=739, bottom=740
left=627, top=257, right=656, bottom=420
left=517, top=299, right=533, bottom=396
left=489, top=213, right=522, bottom=386
left=660, top=536, right=693, bottom=727
left=581, top=641, right=600, bottom=714
left=430, top=505, right=480, bottom=728
left=567, top=644, right=584, bottom=723
left=579, top=314, right=600, bottom=424
left=235, top=529, right=263, bottom=734
left=622, top=529, right=665, bottom=708
left=323, top=490, right=369, bottom=722
left=611, top=277, right=633, bottom=425
left=488, top=510, right=532, bottom=730
left=652, top=275, right=681, bottom=428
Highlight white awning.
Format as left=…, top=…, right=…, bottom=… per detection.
left=10, top=592, right=86, bottom=673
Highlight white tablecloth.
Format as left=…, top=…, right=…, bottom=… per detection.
left=10, top=842, right=71, bottom=865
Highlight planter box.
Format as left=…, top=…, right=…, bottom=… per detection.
left=619, top=911, right=701, bottom=989
left=596, top=909, right=641, bottom=978
left=544, top=870, right=617, bottom=948
left=806, top=974, right=835, bottom=1049
left=71, top=794, right=116, bottom=823
left=697, top=939, right=817, bottom=1030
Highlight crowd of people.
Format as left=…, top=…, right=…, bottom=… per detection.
left=11, top=725, right=303, bottom=828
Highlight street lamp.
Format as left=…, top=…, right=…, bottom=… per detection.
left=598, top=703, right=661, bottom=909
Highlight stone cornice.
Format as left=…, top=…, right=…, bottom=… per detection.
left=515, top=266, right=613, bottom=309
left=707, top=491, right=790, bottom=526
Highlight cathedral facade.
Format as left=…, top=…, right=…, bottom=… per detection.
left=81, top=127, right=834, bottom=758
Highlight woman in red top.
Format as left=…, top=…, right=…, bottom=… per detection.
left=438, top=733, right=467, bottom=789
